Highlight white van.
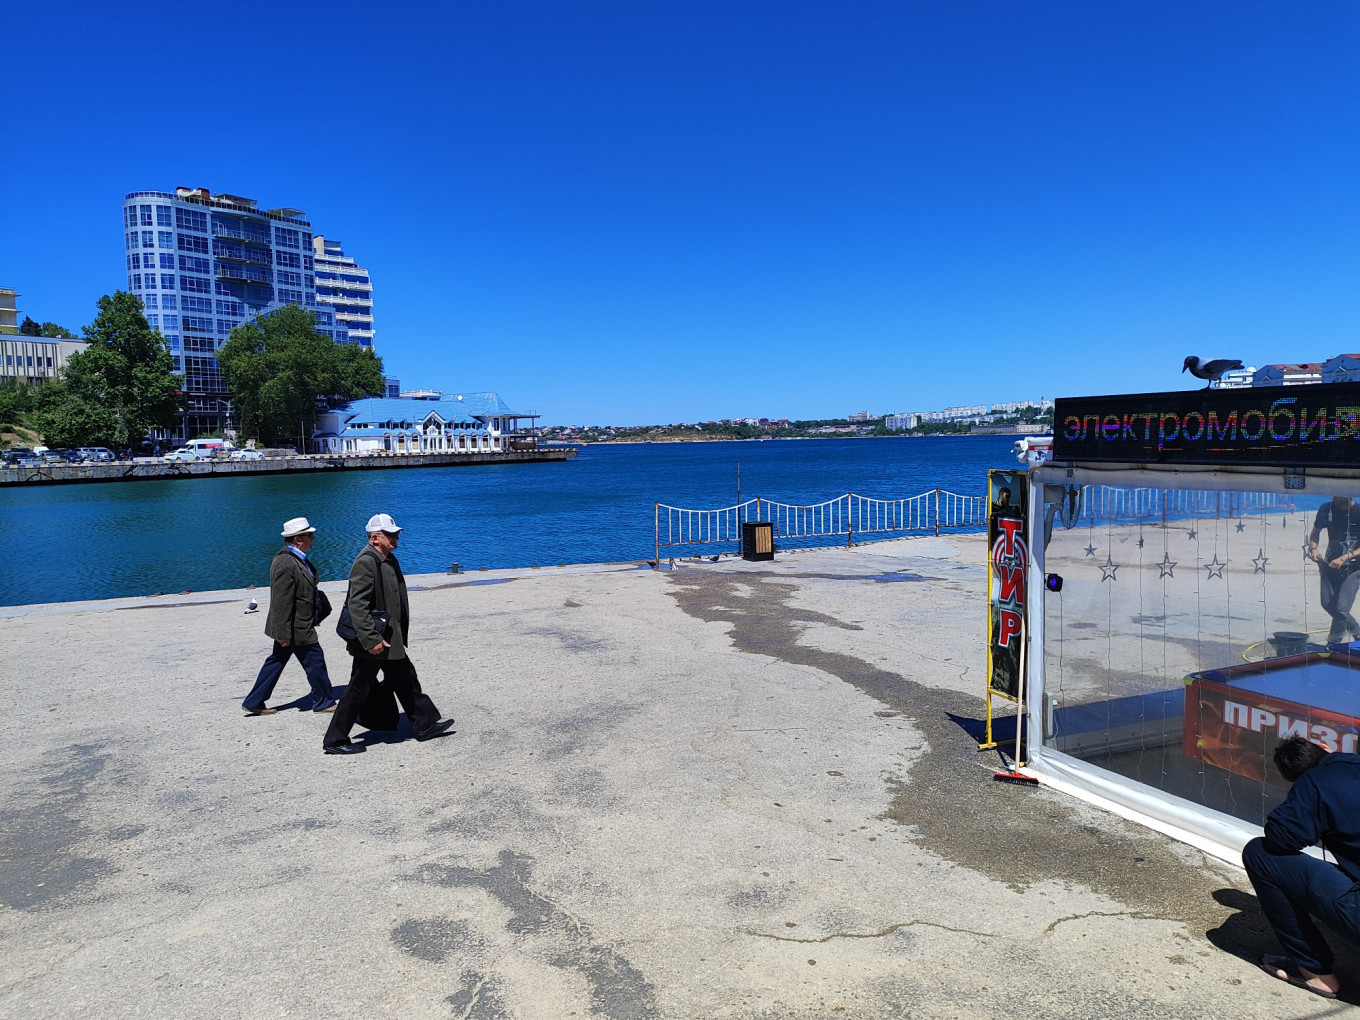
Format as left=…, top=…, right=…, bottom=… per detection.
left=182, top=438, right=234, bottom=457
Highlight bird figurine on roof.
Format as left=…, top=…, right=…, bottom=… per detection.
left=1183, top=356, right=1244, bottom=388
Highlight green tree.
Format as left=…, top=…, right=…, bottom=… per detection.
left=18, top=316, right=41, bottom=336
left=34, top=292, right=183, bottom=446
left=17, top=316, right=75, bottom=338
left=218, top=305, right=385, bottom=446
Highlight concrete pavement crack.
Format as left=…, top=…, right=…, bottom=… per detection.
left=1040, top=909, right=1167, bottom=936
left=745, top=918, right=1000, bottom=942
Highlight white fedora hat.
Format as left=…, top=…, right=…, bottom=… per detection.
left=281, top=516, right=317, bottom=538
left=365, top=512, right=403, bottom=534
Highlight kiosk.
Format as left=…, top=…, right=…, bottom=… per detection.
left=1012, top=382, right=1360, bottom=863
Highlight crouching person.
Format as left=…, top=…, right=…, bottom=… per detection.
left=322, top=513, right=454, bottom=755
left=1242, top=735, right=1360, bottom=999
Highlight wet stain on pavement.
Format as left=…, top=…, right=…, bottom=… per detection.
left=445, top=970, right=511, bottom=1019
left=392, top=916, right=478, bottom=963
left=663, top=571, right=1275, bottom=946
left=413, top=850, right=658, bottom=1019
left=0, top=743, right=115, bottom=910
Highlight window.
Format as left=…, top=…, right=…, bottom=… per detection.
left=160, top=274, right=177, bottom=290
left=128, top=274, right=135, bottom=290
left=142, top=231, right=154, bottom=248
left=275, top=250, right=301, bottom=269
left=175, top=208, right=208, bottom=232
left=160, top=253, right=176, bottom=269
left=278, top=289, right=303, bottom=304
left=146, top=314, right=159, bottom=328
left=315, top=311, right=333, bottom=325
left=177, top=234, right=210, bottom=254
left=126, top=231, right=136, bottom=251
left=276, top=270, right=301, bottom=286
left=144, top=295, right=158, bottom=309
left=182, top=296, right=213, bottom=314
left=123, top=207, right=132, bottom=228
left=156, top=206, right=172, bottom=226
left=274, top=227, right=300, bottom=248
left=168, top=337, right=180, bottom=351
left=304, top=275, right=313, bottom=291
left=162, top=314, right=180, bottom=330
left=182, top=315, right=213, bottom=333
left=217, top=319, right=240, bottom=335
left=142, top=253, right=157, bottom=269
left=127, top=255, right=136, bottom=271
left=181, top=276, right=211, bottom=294
left=178, top=256, right=210, bottom=274
left=161, top=294, right=177, bottom=310
left=144, top=275, right=157, bottom=289
left=158, top=231, right=174, bottom=249
left=215, top=299, right=242, bottom=316
left=303, top=255, right=314, bottom=271
left=132, top=274, right=141, bottom=289
left=140, top=205, right=153, bottom=226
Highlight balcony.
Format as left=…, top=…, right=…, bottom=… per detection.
left=216, top=264, right=272, bottom=284
left=213, top=242, right=271, bottom=266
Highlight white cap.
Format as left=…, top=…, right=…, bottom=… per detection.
left=281, top=516, right=316, bottom=538
left=365, top=513, right=403, bottom=534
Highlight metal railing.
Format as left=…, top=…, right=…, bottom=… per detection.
left=1077, top=486, right=1297, bottom=524
left=655, top=489, right=989, bottom=561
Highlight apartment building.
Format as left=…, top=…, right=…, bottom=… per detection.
left=312, top=236, right=374, bottom=347
left=121, top=187, right=349, bottom=438
left=0, top=288, right=18, bottom=334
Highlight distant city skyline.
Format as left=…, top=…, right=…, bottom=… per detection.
left=4, top=2, right=1357, bottom=426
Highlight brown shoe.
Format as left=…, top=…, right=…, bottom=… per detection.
left=315, top=705, right=338, bottom=714
left=244, top=707, right=277, bottom=716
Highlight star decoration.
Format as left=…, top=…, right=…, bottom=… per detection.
left=1281, top=516, right=1288, bottom=528
left=1137, top=536, right=1145, bottom=549
left=1158, top=553, right=1177, bottom=579
left=1253, top=550, right=1269, bottom=574
left=1204, top=554, right=1226, bottom=580
left=1188, top=528, right=1198, bottom=541
left=1100, top=553, right=1120, bottom=582
left=1235, top=521, right=1246, bottom=533
left=1084, top=543, right=1097, bottom=557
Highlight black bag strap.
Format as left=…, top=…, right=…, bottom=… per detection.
left=364, top=548, right=387, bottom=614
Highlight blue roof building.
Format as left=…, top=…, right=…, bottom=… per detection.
left=315, top=392, right=540, bottom=456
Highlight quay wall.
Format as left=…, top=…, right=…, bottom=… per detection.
left=0, top=448, right=577, bottom=487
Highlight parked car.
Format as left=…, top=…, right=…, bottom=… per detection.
left=228, top=449, right=265, bottom=462
left=165, top=447, right=208, bottom=462
left=75, top=446, right=115, bottom=463
left=3, top=448, right=37, bottom=466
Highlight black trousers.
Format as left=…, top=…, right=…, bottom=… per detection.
left=1318, top=565, right=1360, bottom=642
left=323, top=655, right=441, bottom=746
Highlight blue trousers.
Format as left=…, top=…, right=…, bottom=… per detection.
left=244, top=641, right=336, bottom=712
left=1242, top=836, right=1360, bottom=973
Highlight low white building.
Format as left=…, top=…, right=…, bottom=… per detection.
left=313, top=391, right=540, bottom=455
left=1321, top=353, right=1360, bottom=384
left=1252, top=362, right=1322, bottom=387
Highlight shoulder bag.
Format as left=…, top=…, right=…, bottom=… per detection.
left=335, top=549, right=390, bottom=643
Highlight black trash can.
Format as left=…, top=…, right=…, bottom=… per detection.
left=742, top=521, right=774, bottom=561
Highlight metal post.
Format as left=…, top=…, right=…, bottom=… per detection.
left=935, top=488, right=941, bottom=536
left=654, top=503, right=660, bottom=568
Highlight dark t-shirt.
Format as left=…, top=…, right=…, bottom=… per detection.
left=1312, top=501, right=1360, bottom=567
left=1264, top=753, right=1360, bottom=883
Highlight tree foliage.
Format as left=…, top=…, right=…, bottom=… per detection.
left=218, top=305, right=385, bottom=446
left=32, top=292, right=182, bottom=447
left=18, top=316, right=76, bottom=338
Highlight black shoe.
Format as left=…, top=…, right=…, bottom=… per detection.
left=416, top=719, right=455, bottom=742
left=323, top=742, right=366, bottom=755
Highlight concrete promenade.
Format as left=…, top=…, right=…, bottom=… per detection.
left=1, top=537, right=1353, bottom=1018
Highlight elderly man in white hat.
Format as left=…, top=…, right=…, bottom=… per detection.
left=242, top=516, right=339, bottom=716
left=322, top=512, right=453, bottom=754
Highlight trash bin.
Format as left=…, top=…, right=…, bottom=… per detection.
left=742, top=521, right=774, bottom=561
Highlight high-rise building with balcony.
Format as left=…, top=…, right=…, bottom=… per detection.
left=312, top=236, right=374, bottom=348
left=121, top=187, right=349, bottom=438
left=0, top=288, right=19, bottom=334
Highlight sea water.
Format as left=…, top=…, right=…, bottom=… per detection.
left=1, top=435, right=1019, bottom=605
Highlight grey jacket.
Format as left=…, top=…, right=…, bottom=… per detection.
left=264, top=547, right=319, bottom=645
left=346, top=545, right=409, bottom=659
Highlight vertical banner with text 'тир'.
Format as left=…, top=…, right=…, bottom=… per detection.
left=987, top=469, right=1028, bottom=700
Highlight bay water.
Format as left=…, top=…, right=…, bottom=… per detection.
left=2, top=435, right=1019, bottom=606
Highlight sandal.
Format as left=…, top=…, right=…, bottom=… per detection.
left=1258, top=954, right=1339, bottom=999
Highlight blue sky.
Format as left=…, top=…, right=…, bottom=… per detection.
left=4, top=1, right=1358, bottom=424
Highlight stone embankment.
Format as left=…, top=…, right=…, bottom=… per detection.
left=0, top=447, right=577, bottom=486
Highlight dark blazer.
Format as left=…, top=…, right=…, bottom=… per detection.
left=264, top=547, right=320, bottom=645
left=346, top=545, right=410, bottom=659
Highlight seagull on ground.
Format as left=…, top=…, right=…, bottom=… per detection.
left=244, top=598, right=259, bottom=614
left=1183, top=356, right=1244, bottom=387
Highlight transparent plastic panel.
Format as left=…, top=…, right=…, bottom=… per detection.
left=1041, top=485, right=1360, bottom=827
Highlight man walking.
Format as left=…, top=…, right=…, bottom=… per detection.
left=243, top=517, right=338, bottom=716
left=1242, top=736, right=1360, bottom=999
left=322, top=513, right=453, bottom=755
left=1308, top=495, right=1360, bottom=643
